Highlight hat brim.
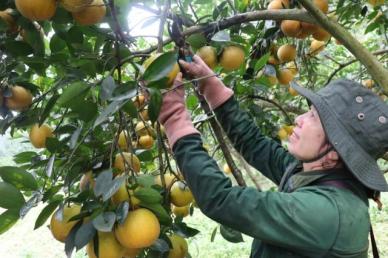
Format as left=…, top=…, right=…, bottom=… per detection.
left=291, top=82, right=388, bottom=192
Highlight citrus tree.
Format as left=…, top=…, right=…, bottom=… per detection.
left=0, top=0, right=387, bottom=257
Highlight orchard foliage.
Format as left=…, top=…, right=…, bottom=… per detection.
left=0, top=0, right=387, bottom=257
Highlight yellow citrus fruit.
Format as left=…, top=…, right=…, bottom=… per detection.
left=312, top=27, right=331, bottom=41
left=277, top=127, right=289, bottom=141
left=277, top=69, right=294, bottom=85
left=277, top=44, right=296, bottom=63
left=87, top=231, right=125, bottom=258
left=111, top=182, right=141, bottom=207
left=267, top=55, right=280, bottom=65
left=309, top=40, right=325, bottom=56
left=60, top=0, right=93, bottom=12
left=123, top=248, right=141, bottom=258
left=79, top=171, right=95, bottom=191
left=223, top=163, right=232, bottom=174
left=362, top=79, right=374, bottom=89
left=267, top=0, right=289, bottom=9
left=286, top=62, right=298, bottom=76
left=29, top=124, right=54, bottom=149
left=50, top=204, right=81, bottom=242
left=72, top=0, right=106, bottom=26
left=15, top=0, right=57, bottom=21
left=115, top=208, right=160, bottom=249
left=138, top=135, right=154, bottom=149
left=219, top=46, right=245, bottom=71
left=284, top=125, right=295, bottom=135
left=0, top=9, right=18, bottom=33
left=280, top=20, right=301, bottom=38
left=300, top=22, right=318, bottom=35
left=266, top=75, right=278, bottom=86
left=289, top=87, right=299, bottom=96
left=314, top=0, right=329, bottom=13
left=172, top=205, right=190, bottom=218
left=118, top=130, right=130, bottom=150
left=155, top=173, right=178, bottom=189
left=114, top=152, right=141, bottom=173
left=132, top=94, right=145, bottom=109
left=368, top=0, right=385, bottom=6
left=168, top=234, right=188, bottom=258
left=143, top=53, right=180, bottom=87
left=170, top=181, right=194, bottom=207
left=196, top=46, right=218, bottom=69
left=135, top=121, right=153, bottom=136
left=5, top=86, right=33, bottom=111
left=140, top=108, right=149, bottom=121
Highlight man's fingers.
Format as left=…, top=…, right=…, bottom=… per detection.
left=173, top=72, right=183, bottom=85
left=178, top=59, right=190, bottom=70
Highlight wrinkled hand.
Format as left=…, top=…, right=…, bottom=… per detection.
left=158, top=72, right=200, bottom=148
left=178, top=55, right=215, bottom=84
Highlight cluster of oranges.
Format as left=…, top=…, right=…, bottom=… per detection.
left=14, top=0, right=106, bottom=25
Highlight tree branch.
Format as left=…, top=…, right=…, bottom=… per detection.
left=298, top=0, right=388, bottom=95
left=157, top=0, right=170, bottom=53
left=326, top=49, right=388, bottom=85
left=131, top=9, right=316, bottom=55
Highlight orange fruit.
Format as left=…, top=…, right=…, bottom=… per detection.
left=0, top=9, right=18, bottom=32
left=277, top=69, right=294, bottom=85
left=15, top=0, right=57, bottom=21
left=309, top=40, right=325, bottom=56
left=115, top=208, right=160, bottom=249
left=72, top=0, right=106, bottom=26
left=79, top=171, right=95, bottom=191
left=280, top=20, right=301, bottom=37
left=114, top=152, right=141, bottom=173
left=29, top=124, right=54, bottom=149
left=170, top=181, right=194, bottom=207
left=277, top=44, right=296, bottom=63
left=60, top=0, right=93, bottom=12
left=167, top=234, right=188, bottom=258
left=5, top=86, right=33, bottom=111
left=172, top=205, right=190, bottom=218
left=219, top=46, right=245, bottom=71
left=143, top=53, right=180, bottom=87
left=86, top=231, right=125, bottom=258
left=196, top=46, right=218, bottom=69
left=50, top=204, right=81, bottom=242
left=312, top=27, right=331, bottom=41
left=223, top=163, right=232, bottom=174
left=138, top=135, right=154, bottom=149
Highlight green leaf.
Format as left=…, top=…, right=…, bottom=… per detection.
left=0, top=166, right=38, bottom=191
left=219, top=224, right=244, bottom=243
left=210, top=226, right=217, bottom=242
left=102, top=176, right=126, bottom=202
left=93, top=169, right=113, bottom=197
left=134, top=187, right=163, bottom=204
left=148, top=88, right=162, bottom=124
left=71, top=99, right=98, bottom=122
left=0, top=209, right=19, bottom=235
left=13, top=151, right=37, bottom=164
left=40, top=94, right=60, bottom=125
left=92, top=212, right=116, bottom=232
left=136, top=174, right=156, bottom=188
left=50, top=34, right=67, bottom=53
left=254, top=52, right=271, bottom=72
left=57, top=82, right=90, bottom=107
left=34, top=199, right=61, bottom=229
left=135, top=149, right=153, bottom=162
left=187, top=33, right=207, bottom=51
left=143, top=52, right=178, bottom=83
left=173, top=221, right=200, bottom=237
left=211, top=31, right=230, bottom=42
left=140, top=203, right=171, bottom=226
left=46, top=137, right=62, bottom=153
left=186, top=95, right=198, bottom=110
left=74, top=221, right=96, bottom=250
left=67, top=26, right=84, bottom=44
left=4, top=39, right=33, bottom=57
left=100, top=76, right=117, bottom=101
left=0, top=182, right=25, bottom=210
left=93, top=100, right=129, bottom=128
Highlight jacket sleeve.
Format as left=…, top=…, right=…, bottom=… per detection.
left=213, top=96, right=296, bottom=184
left=173, top=135, right=339, bottom=252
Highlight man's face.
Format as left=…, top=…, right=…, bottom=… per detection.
left=288, top=106, right=329, bottom=160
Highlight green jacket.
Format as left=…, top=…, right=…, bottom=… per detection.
left=173, top=97, right=371, bottom=258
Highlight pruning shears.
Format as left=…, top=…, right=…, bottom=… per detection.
left=168, top=15, right=194, bottom=67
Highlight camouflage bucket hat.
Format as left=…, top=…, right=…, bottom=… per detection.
left=292, top=79, right=388, bottom=192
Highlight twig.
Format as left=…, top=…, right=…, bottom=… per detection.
left=157, top=0, right=170, bottom=52
left=326, top=49, right=388, bottom=85
left=246, top=95, right=293, bottom=125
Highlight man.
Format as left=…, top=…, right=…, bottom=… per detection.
left=158, top=55, right=388, bottom=257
